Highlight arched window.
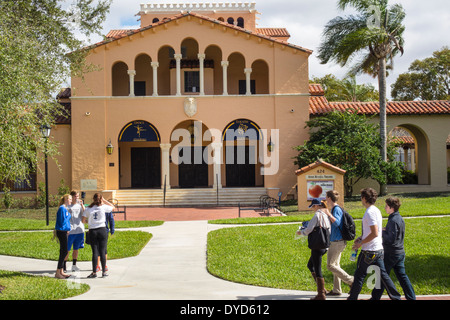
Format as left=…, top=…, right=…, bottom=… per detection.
left=152, top=18, right=159, bottom=23
left=218, top=17, right=224, bottom=22
left=237, top=17, right=244, bottom=28
left=227, top=17, right=234, bottom=25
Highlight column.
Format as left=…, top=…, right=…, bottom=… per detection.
left=160, top=143, right=171, bottom=189
left=198, top=53, right=205, bottom=95
left=151, top=61, right=159, bottom=96
left=221, top=61, right=229, bottom=95
left=244, top=68, right=252, bottom=95
left=211, top=142, right=222, bottom=189
left=174, top=53, right=182, bottom=96
left=127, top=69, right=136, bottom=97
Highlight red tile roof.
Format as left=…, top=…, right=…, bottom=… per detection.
left=308, top=84, right=450, bottom=116
left=295, top=159, right=346, bottom=175
left=93, top=12, right=312, bottom=54
left=256, top=28, right=290, bottom=39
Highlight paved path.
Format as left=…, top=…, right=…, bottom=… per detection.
left=0, top=211, right=448, bottom=300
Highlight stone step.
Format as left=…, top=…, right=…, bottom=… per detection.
left=112, top=188, right=267, bottom=206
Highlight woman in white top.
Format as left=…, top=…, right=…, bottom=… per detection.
left=297, top=198, right=331, bottom=300
left=82, top=193, right=115, bottom=278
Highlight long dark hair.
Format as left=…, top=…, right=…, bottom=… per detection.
left=88, top=193, right=102, bottom=208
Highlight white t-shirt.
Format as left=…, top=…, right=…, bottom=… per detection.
left=361, top=205, right=383, bottom=251
left=68, top=203, right=85, bottom=234
left=83, top=204, right=114, bottom=230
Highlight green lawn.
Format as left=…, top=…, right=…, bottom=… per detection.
left=0, top=270, right=90, bottom=300
left=0, top=230, right=152, bottom=260
left=0, top=207, right=159, bottom=300
left=209, top=192, right=450, bottom=224
left=207, top=216, right=450, bottom=295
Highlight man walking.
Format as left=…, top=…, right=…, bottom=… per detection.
left=324, top=190, right=354, bottom=295
left=347, top=188, right=401, bottom=300
left=371, top=197, right=416, bottom=300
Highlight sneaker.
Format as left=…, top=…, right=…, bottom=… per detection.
left=96, top=265, right=101, bottom=272
left=105, top=265, right=108, bottom=271
left=102, top=272, right=109, bottom=278
left=72, top=265, right=80, bottom=272
left=87, top=272, right=97, bottom=278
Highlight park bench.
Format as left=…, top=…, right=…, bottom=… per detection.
left=108, top=198, right=127, bottom=221
left=238, top=195, right=280, bottom=217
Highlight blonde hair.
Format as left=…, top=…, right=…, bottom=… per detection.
left=59, top=194, right=71, bottom=206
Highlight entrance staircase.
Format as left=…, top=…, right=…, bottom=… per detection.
left=112, top=187, right=267, bottom=207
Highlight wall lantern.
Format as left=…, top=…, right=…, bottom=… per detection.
left=106, top=140, right=114, bottom=155
left=267, top=137, right=274, bottom=152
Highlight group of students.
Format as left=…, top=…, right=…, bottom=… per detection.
left=54, top=191, right=115, bottom=279
left=297, top=188, right=416, bottom=300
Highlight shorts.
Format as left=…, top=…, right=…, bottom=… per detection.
left=68, top=233, right=85, bottom=251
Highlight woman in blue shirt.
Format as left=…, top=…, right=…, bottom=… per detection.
left=55, top=194, right=72, bottom=279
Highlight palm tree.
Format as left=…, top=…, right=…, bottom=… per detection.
left=317, top=0, right=405, bottom=195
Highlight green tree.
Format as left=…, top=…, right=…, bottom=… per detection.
left=391, top=46, right=450, bottom=101
left=293, top=109, right=403, bottom=197
left=0, top=0, right=110, bottom=185
left=311, top=74, right=379, bottom=102
left=317, top=0, right=406, bottom=195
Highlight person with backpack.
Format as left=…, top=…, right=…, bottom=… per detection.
left=324, top=190, right=354, bottom=296
left=297, top=198, right=331, bottom=300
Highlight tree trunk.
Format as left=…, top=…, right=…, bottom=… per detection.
left=378, top=58, right=388, bottom=196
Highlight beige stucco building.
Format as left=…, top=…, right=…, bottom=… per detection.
left=54, top=2, right=312, bottom=205
left=6, top=2, right=448, bottom=207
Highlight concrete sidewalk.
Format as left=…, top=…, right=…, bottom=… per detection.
left=0, top=219, right=448, bottom=300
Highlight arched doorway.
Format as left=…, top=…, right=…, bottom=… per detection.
left=170, top=120, right=212, bottom=188
left=389, top=124, right=430, bottom=185
left=222, top=119, right=264, bottom=187
left=118, top=120, right=161, bottom=189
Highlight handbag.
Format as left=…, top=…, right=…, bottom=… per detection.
left=85, top=230, right=91, bottom=245
left=307, top=211, right=330, bottom=250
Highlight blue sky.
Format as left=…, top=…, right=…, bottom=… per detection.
left=88, top=0, right=450, bottom=99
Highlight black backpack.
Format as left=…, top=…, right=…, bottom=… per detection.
left=334, top=205, right=356, bottom=241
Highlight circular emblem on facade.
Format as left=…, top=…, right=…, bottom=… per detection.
left=184, top=97, right=197, bottom=118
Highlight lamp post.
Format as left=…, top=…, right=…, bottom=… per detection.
left=40, top=124, right=51, bottom=226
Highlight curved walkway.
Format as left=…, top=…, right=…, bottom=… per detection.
left=0, top=207, right=448, bottom=300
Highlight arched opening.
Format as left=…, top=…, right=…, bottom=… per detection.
left=152, top=18, right=159, bottom=23
left=170, top=120, right=212, bottom=188
left=389, top=125, right=430, bottom=185
left=227, top=17, right=234, bottom=25
left=205, top=45, right=222, bottom=95
left=222, top=119, right=264, bottom=187
left=251, top=59, right=269, bottom=94
left=217, top=17, right=224, bottom=22
left=237, top=17, right=244, bottom=28
left=112, top=61, right=129, bottom=96
left=118, top=120, right=161, bottom=189
left=157, top=45, right=175, bottom=96
left=134, top=54, right=152, bottom=96
left=227, top=52, right=245, bottom=95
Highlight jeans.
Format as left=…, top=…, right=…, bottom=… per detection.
left=307, top=249, right=327, bottom=278
left=371, top=252, right=416, bottom=300
left=89, top=227, right=108, bottom=273
left=348, top=250, right=401, bottom=300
